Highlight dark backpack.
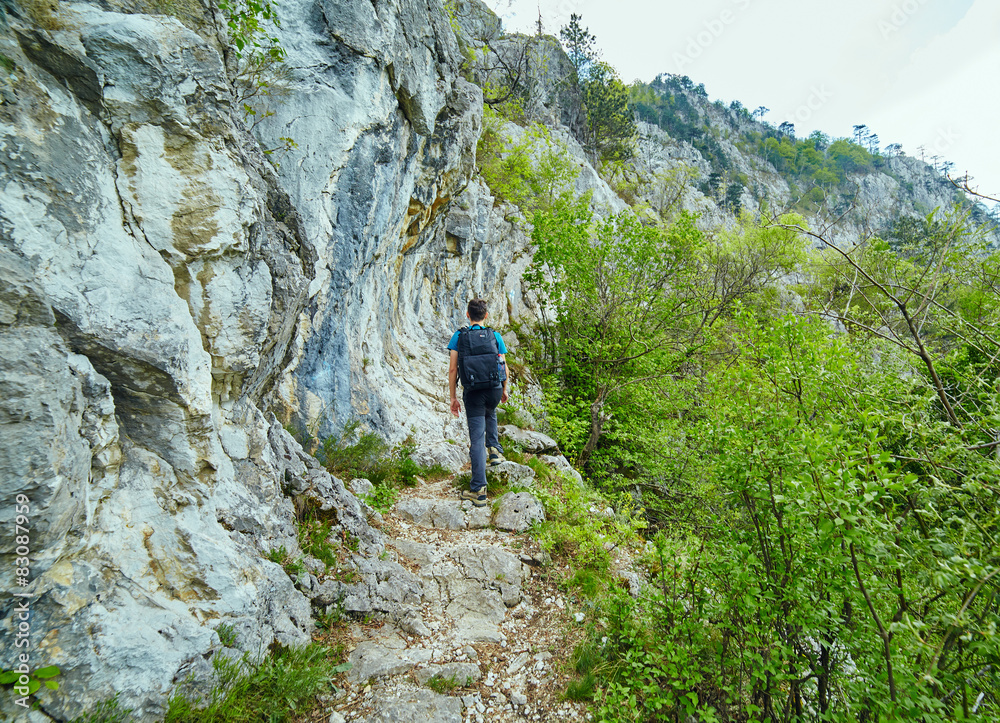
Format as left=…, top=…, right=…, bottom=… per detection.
left=456, top=326, right=505, bottom=390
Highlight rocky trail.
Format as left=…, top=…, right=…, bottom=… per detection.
left=319, top=453, right=595, bottom=723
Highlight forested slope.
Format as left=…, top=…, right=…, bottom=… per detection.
left=462, top=7, right=1000, bottom=720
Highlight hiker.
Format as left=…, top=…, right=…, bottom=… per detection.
left=448, top=298, right=509, bottom=507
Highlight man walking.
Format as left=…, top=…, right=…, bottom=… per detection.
left=448, top=298, right=509, bottom=507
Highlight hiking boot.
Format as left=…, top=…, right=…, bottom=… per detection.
left=459, top=488, right=488, bottom=507
left=488, top=447, right=506, bottom=466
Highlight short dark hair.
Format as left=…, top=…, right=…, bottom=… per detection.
left=467, top=298, right=488, bottom=322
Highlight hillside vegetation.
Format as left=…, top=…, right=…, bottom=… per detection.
left=466, top=10, right=1000, bottom=722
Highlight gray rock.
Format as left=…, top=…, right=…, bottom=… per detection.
left=519, top=549, right=552, bottom=567
left=465, top=504, right=492, bottom=529
left=538, top=454, right=584, bottom=484
left=499, top=425, right=559, bottom=453
left=451, top=546, right=523, bottom=588
left=493, top=492, right=546, bottom=533
left=396, top=498, right=467, bottom=530
left=506, top=652, right=530, bottom=675
left=350, top=478, right=374, bottom=497
left=347, top=634, right=434, bottom=683
left=399, top=609, right=431, bottom=637
left=366, top=686, right=464, bottom=723
left=443, top=581, right=507, bottom=644
left=392, top=538, right=441, bottom=567
left=485, top=461, right=536, bottom=488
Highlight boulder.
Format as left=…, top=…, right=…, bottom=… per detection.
left=485, top=461, right=535, bottom=488
left=396, top=498, right=467, bottom=530
left=538, top=454, right=583, bottom=484
left=413, top=662, right=482, bottom=686
left=366, top=686, right=463, bottom=723
left=493, top=492, right=545, bottom=533
left=499, top=425, right=559, bottom=453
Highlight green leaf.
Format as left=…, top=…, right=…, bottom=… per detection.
left=0, top=671, right=19, bottom=684
left=33, top=666, right=60, bottom=679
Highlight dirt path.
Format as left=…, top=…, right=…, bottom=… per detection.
left=328, top=471, right=593, bottom=723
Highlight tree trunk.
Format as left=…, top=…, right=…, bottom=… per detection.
left=577, top=389, right=608, bottom=468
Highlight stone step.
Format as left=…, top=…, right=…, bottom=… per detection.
left=395, top=497, right=491, bottom=530
left=359, top=683, right=464, bottom=723
left=393, top=489, right=545, bottom=533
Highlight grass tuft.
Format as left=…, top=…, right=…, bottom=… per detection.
left=165, top=644, right=350, bottom=723
left=68, top=694, right=132, bottom=723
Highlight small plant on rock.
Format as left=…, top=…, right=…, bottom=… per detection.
left=425, top=674, right=472, bottom=694
left=298, top=517, right=338, bottom=570
left=215, top=623, right=238, bottom=648
left=68, top=694, right=133, bottom=723
left=0, top=664, right=60, bottom=701
left=363, top=483, right=399, bottom=513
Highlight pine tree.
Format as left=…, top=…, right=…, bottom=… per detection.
left=559, top=13, right=597, bottom=78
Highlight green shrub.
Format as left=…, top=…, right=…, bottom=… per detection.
left=316, top=420, right=392, bottom=483
left=297, top=517, right=337, bottom=570
left=316, top=422, right=448, bottom=489
left=363, top=483, right=400, bottom=513
left=165, top=644, right=349, bottom=723
left=425, top=674, right=472, bottom=694
left=266, top=545, right=304, bottom=576
left=215, top=623, right=238, bottom=648
left=476, top=107, right=580, bottom=216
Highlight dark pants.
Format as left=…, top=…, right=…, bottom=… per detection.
left=463, top=386, right=503, bottom=492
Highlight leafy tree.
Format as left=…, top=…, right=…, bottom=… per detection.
left=527, top=209, right=805, bottom=474
left=723, top=180, right=744, bottom=213
left=827, top=138, right=873, bottom=176
left=808, top=129, right=830, bottom=149
left=526, top=207, right=704, bottom=466
left=790, top=206, right=999, bottom=434
left=476, top=108, right=579, bottom=215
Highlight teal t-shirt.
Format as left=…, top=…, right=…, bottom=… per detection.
left=446, top=325, right=508, bottom=354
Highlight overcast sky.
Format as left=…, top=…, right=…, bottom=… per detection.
left=484, top=0, right=1000, bottom=205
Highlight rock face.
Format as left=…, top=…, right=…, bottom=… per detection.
left=0, top=0, right=566, bottom=714
left=0, top=0, right=503, bottom=717
left=256, top=0, right=534, bottom=447
left=0, top=1, right=322, bottom=717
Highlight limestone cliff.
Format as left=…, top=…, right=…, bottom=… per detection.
left=0, top=0, right=517, bottom=718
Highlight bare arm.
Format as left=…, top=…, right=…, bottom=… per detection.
left=499, top=353, right=509, bottom=403
left=449, top=350, right=460, bottom=416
